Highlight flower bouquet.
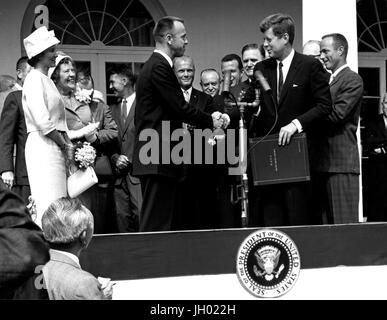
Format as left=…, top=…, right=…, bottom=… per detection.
left=67, top=142, right=98, bottom=198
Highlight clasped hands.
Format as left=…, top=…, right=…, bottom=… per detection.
left=211, top=111, right=230, bottom=130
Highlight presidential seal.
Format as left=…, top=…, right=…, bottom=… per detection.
left=236, top=229, right=301, bottom=298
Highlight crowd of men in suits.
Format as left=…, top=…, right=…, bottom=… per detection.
left=0, top=12, right=369, bottom=235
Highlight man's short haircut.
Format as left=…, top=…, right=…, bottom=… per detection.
left=110, top=64, right=136, bottom=85
left=16, top=56, right=29, bottom=72
left=200, top=68, right=220, bottom=82
left=221, top=54, right=243, bottom=71
left=42, top=197, right=94, bottom=245
left=153, top=16, right=184, bottom=42
left=173, top=55, right=195, bottom=70
left=322, top=33, right=348, bottom=58
left=241, top=43, right=259, bottom=56
left=259, top=13, right=295, bottom=45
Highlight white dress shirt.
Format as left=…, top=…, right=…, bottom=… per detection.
left=181, top=87, right=192, bottom=102
left=122, top=92, right=136, bottom=117
left=277, top=49, right=303, bottom=132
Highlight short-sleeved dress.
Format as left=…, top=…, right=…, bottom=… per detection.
left=22, top=69, right=68, bottom=227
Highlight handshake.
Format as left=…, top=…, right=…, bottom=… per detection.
left=211, top=111, right=230, bottom=129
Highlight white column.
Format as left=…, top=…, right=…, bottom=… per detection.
left=303, top=0, right=363, bottom=222
left=303, top=0, right=358, bottom=71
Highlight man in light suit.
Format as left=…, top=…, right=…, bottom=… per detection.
left=0, top=57, right=32, bottom=204
left=109, top=65, right=142, bottom=232
left=41, top=197, right=114, bottom=300
left=312, top=33, right=364, bottom=224
left=132, top=16, right=226, bottom=232
left=251, top=13, right=332, bottom=226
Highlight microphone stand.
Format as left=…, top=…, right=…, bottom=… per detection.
left=225, top=89, right=259, bottom=227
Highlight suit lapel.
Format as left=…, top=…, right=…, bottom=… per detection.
left=278, top=52, right=301, bottom=107
left=189, top=89, right=199, bottom=110
left=266, top=59, right=278, bottom=107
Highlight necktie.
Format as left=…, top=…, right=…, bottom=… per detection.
left=182, top=90, right=190, bottom=130
left=183, top=90, right=190, bottom=103
left=278, top=61, right=284, bottom=102
left=121, top=98, right=127, bottom=127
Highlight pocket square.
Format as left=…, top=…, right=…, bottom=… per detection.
left=292, top=84, right=299, bottom=88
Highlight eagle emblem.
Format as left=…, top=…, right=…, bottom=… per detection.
left=253, top=245, right=285, bottom=281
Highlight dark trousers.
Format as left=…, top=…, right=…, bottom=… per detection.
left=314, top=171, right=359, bottom=224
left=12, top=185, right=31, bottom=205
left=255, top=182, right=312, bottom=227
left=139, top=175, right=178, bottom=232
left=114, top=174, right=142, bottom=233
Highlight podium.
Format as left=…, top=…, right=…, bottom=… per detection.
left=249, top=133, right=310, bottom=186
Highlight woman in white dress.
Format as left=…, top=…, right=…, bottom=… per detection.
left=22, top=26, right=74, bottom=227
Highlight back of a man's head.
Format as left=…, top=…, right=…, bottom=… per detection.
left=260, top=13, right=295, bottom=45
left=153, top=16, right=184, bottom=43
left=42, top=197, right=94, bottom=249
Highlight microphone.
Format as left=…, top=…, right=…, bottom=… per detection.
left=221, top=70, right=231, bottom=96
left=255, top=70, right=271, bottom=93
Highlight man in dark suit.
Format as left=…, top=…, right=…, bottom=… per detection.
left=251, top=13, right=332, bottom=226
left=109, top=65, right=142, bottom=232
left=172, top=55, right=219, bottom=229
left=311, top=33, right=363, bottom=224
left=362, top=94, right=387, bottom=222
left=0, top=57, right=32, bottom=204
left=0, top=179, right=49, bottom=299
left=242, top=43, right=264, bottom=85
left=132, top=16, right=226, bottom=232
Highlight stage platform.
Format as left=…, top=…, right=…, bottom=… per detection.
left=80, top=223, right=387, bottom=299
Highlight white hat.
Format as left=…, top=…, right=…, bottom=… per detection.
left=48, top=53, right=72, bottom=79
left=23, top=26, right=60, bottom=60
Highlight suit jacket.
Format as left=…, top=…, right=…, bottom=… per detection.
left=0, top=180, right=49, bottom=298
left=0, top=91, right=29, bottom=185
left=65, top=100, right=118, bottom=156
left=43, top=250, right=106, bottom=300
left=362, top=114, right=387, bottom=152
left=311, top=67, right=363, bottom=173
left=110, top=97, right=140, bottom=184
left=253, top=52, right=332, bottom=136
left=133, top=52, right=213, bottom=178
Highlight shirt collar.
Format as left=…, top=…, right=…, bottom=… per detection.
left=331, top=64, right=349, bottom=78
left=154, top=49, right=173, bottom=68
left=277, top=49, right=295, bottom=68
left=50, top=249, right=80, bottom=268
left=123, top=91, right=136, bottom=103
left=181, top=87, right=192, bottom=95
left=14, top=83, right=22, bottom=91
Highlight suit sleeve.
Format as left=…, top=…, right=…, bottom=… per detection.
left=297, top=59, right=333, bottom=130
left=95, top=103, right=118, bottom=145
left=326, top=73, right=363, bottom=126
left=23, top=75, right=56, bottom=135
left=0, top=93, right=18, bottom=174
left=0, top=180, right=50, bottom=297
left=152, top=63, right=213, bottom=128
left=74, top=274, right=107, bottom=300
